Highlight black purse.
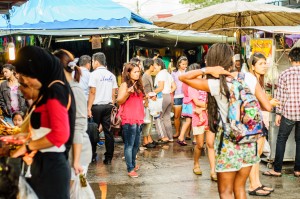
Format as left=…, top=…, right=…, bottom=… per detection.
left=86, top=118, right=99, bottom=143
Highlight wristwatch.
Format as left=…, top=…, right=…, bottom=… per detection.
left=25, top=140, right=32, bottom=153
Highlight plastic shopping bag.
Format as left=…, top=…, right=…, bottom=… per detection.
left=263, top=140, right=271, bottom=158
left=18, top=176, right=39, bottom=199
left=144, top=107, right=152, bottom=124
left=148, top=98, right=162, bottom=118
left=70, top=174, right=95, bottom=199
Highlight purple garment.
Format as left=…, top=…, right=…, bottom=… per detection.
left=10, top=85, right=19, bottom=112
left=171, top=70, right=184, bottom=98
left=285, top=34, right=300, bottom=48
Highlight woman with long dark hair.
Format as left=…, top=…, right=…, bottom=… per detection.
left=10, top=46, right=76, bottom=199
left=0, top=64, right=27, bottom=124
left=117, top=62, right=145, bottom=178
left=247, top=52, right=279, bottom=196
left=179, top=43, right=275, bottom=198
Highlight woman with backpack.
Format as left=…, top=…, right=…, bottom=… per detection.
left=179, top=43, right=275, bottom=199
left=247, top=52, right=280, bottom=196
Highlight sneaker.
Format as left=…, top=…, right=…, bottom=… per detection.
left=128, top=171, right=139, bottom=178
left=97, top=141, right=104, bottom=147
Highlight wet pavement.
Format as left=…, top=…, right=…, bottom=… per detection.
left=87, top=138, right=300, bottom=199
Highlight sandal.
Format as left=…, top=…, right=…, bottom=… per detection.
left=193, top=167, right=202, bottom=175
left=210, top=173, right=218, bottom=182
left=157, top=139, right=168, bottom=145
left=262, top=170, right=282, bottom=177
left=185, top=137, right=191, bottom=140
left=261, top=185, right=274, bottom=192
left=248, top=187, right=271, bottom=196
left=177, top=140, right=187, bottom=146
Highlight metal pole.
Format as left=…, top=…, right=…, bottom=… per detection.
left=127, top=39, right=129, bottom=62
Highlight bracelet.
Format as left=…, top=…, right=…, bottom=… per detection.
left=25, top=141, right=32, bottom=153
left=200, top=68, right=206, bottom=75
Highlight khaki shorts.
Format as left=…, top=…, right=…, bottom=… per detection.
left=192, top=126, right=205, bottom=135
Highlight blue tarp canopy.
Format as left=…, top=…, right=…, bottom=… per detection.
left=0, top=0, right=152, bottom=30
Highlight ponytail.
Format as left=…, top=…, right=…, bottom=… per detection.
left=73, top=66, right=81, bottom=83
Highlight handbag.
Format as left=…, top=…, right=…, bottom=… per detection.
left=86, top=118, right=99, bottom=143
left=110, top=105, right=121, bottom=131
left=181, top=103, right=193, bottom=117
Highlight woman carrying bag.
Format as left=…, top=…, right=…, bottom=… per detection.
left=10, top=46, right=76, bottom=199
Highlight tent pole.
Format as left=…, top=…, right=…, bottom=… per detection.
left=47, top=35, right=52, bottom=49
left=127, top=39, right=129, bottom=62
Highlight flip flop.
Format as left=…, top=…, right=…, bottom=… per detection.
left=177, top=140, right=187, bottom=146
left=261, top=185, right=274, bottom=192
left=210, top=173, right=218, bottom=182
left=294, top=171, right=300, bottom=177
left=248, top=187, right=271, bottom=196
left=193, top=167, right=202, bottom=175
left=262, top=171, right=282, bottom=177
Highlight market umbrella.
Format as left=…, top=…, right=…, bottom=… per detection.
left=154, top=0, right=300, bottom=62
left=154, top=1, right=300, bottom=32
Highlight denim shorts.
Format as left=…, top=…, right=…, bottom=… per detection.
left=174, top=97, right=183, bottom=106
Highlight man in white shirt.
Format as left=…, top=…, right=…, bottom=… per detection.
left=88, top=52, right=118, bottom=164
left=78, top=55, right=91, bottom=100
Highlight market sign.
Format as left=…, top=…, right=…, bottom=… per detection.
left=91, top=35, right=102, bottom=49
left=250, top=39, right=273, bottom=58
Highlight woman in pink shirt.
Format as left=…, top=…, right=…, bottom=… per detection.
left=117, top=63, right=145, bottom=178
left=182, top=63, right=217, bottom=181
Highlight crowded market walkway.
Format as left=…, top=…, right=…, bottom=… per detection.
left=87, top=135, right=300, bottom=199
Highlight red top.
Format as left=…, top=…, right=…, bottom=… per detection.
left=34, top=99, right=70, bottom=147
left=120, top=92, right=145, bottom=125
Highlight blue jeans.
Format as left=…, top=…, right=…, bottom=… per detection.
left=274, top=116, right=300, bottom=172
left=123, top=124, right=142, bottom=172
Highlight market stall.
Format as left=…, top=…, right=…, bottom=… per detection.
left=246, top=26, right=300, bottom=168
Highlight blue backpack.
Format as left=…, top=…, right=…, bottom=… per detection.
left=221, top=72, right=263, bottom=144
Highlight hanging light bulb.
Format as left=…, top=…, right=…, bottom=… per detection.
left=233, top=32, right=237, bottom=38
left=8, top=42, right=15, bottom=60
left=107, top=38, right=111, bottom=46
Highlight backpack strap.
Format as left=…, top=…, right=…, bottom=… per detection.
left=48, top=80, right=71, bottom=111
left=217, top=109, right=225, bottom=155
